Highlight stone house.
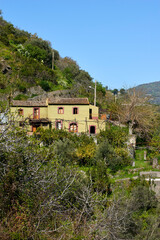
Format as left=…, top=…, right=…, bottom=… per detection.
left=11, top=98, right=106, bottom=134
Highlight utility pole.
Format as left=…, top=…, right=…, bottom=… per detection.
left=89, top=79, right=96, bottom=106
left=52, top=50, right=54, bottom=70
left=94, top=80, right=96, bottom=106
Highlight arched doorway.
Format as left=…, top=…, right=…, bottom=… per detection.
left=69, top=122, right=78, bottom=133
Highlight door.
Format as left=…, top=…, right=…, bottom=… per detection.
left=90, top=125, right=96, bottom=134
left=32, top=126, right=37, bottom=132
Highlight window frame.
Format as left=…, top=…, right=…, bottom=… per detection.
left=58, top=107, right=64, bottom=114
left=89, top=108, right=92, bottom=119
left=69, top=122, right=78, bottom=133
left=72, top=107, right=79, bottom=115
left=55, top=120, right=63, bottom=130
left=33, top=107, right=40, bottom=119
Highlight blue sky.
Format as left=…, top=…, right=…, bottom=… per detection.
left=1, top=0, right=160, bottom=89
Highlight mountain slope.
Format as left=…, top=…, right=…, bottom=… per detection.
left=135, top=81, right=160, bottom=104
left=0, top=13, right=106, bottom=106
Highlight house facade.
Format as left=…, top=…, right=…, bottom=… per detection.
left=11, top=98, right=106, bottom=134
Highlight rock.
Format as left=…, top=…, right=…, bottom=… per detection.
left=28, top=89, right=75, bottom=101
left=153, top=158, right=158, bottom=168
left=144, top=150, right=147, bottom=160
left=0, top=59, right=12, bottom=74
left=27, top=86, right=45, bottom=96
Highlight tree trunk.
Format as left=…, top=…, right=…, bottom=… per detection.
left=129, top=122, right=133, bottom=135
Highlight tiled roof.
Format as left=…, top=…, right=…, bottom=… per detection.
left=11, top=100, right=47, bottom=107
left=48, top=98, right=89, bottom=105
left=11, top=98, right=89, bottom=107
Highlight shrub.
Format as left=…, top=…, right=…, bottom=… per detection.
left=98, top=125, right=128, bottom=148
left=13, top=94, right=29, bottom=100
left=95, top=140, right=130, bottom=172
left=39, top=80, right=51, bottom=91
left=53, top=139, right=76, bottom=166
left=18, top=84, right=27, bottom=93
left=76, top=142, right=96, bottom=166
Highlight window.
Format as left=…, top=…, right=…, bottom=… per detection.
left=69, top=123, right=78, bottom=133
left=89, top=109, right=92, bottom=119
left=56, top=120, right=62, bottom=130
left=89, top=125, right=96, bottom=134
left=33, top=108, right=39, bottom=119
left=73, top=107, right=78, bottom=114
left=58, top=107, right=64, bottom=114
left=18, top=108, right=23, bottom=116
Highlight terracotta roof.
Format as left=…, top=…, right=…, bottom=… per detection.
left=11, top=98, right=89, bottom=107
left=48, top=98, right=89, bottom=105
left=11, top=100, right=47, bottom=107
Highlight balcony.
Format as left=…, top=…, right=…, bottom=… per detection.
left=29, top=118, right=51, bottom=124
left=89, top=114, right=98, bottom=120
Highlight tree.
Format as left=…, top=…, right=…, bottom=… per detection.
left=112, top=88, right=118, bottom=95
left=93, top=178, right=158, bottom=240
left=116, top=88, right=158, bottom=137
left=95, top=140, right=131, bottom=173
left=1, top=112, right=160, bottom=239
left=0, top=118, right=95, bottom=238
left=76, top=142, right=96, bottom=166
left=98, top=125, right=128, bottom=148
left=120, top=88, right=126, bottom=95
left=24, top=38, right=52, bottom=67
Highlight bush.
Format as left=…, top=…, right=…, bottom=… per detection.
left=39, top=80, right=51, bottom=91
left=18, top=84, right=27, bottom=93
left=24, top=38, right=52, bottom=68
left=95, top=140, right=130, bottom=172
left=53, top=139, right=76, bottom=166
left=98, top=125, right=128, bottom=148
left=13, top=94, right=29, bottom=100
left=25, top=43, right=47, bottom=62
left=76, top=142, right=96, bottom=166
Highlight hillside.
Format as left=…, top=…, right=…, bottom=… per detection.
left=0, top=13, right=106, bottom=107
left=2, top=12, right=160, bottom=240
left=135, top=81, right=160, bottom=104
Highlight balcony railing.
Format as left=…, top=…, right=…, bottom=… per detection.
left=89, top=114, right=98, bottom=120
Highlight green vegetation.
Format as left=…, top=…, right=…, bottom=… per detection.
left=1, top=113, right=160, bottom=239
left=0, top=13, right=107, bottom=107
left=13, top=94, right=29, bottom=100
left=1, top=10, right=160, bottom=240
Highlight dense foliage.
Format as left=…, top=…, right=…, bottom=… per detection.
left=0, top=13, right=107, bottom=107
left=0, top=113, right=160, bottom=239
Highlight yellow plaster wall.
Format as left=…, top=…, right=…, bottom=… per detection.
left=89, top=105, right=99, bottom=119
left=11, top=106, right=48, bottom=132
left=48, top=104, right=91, bottom=121
left=11, top=104, right=105, bottom=133
left=11, top=106, right=48, bottom=119
left=48, top=104, right=89, bottom=132
left=48, top=104, right=104, bottom=133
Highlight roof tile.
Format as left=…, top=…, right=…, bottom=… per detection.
left=48, top=98, right=89, bottom=105
left=11, top=98, right=89, bottom=107
left=11, top=100, right=47, bottom=107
